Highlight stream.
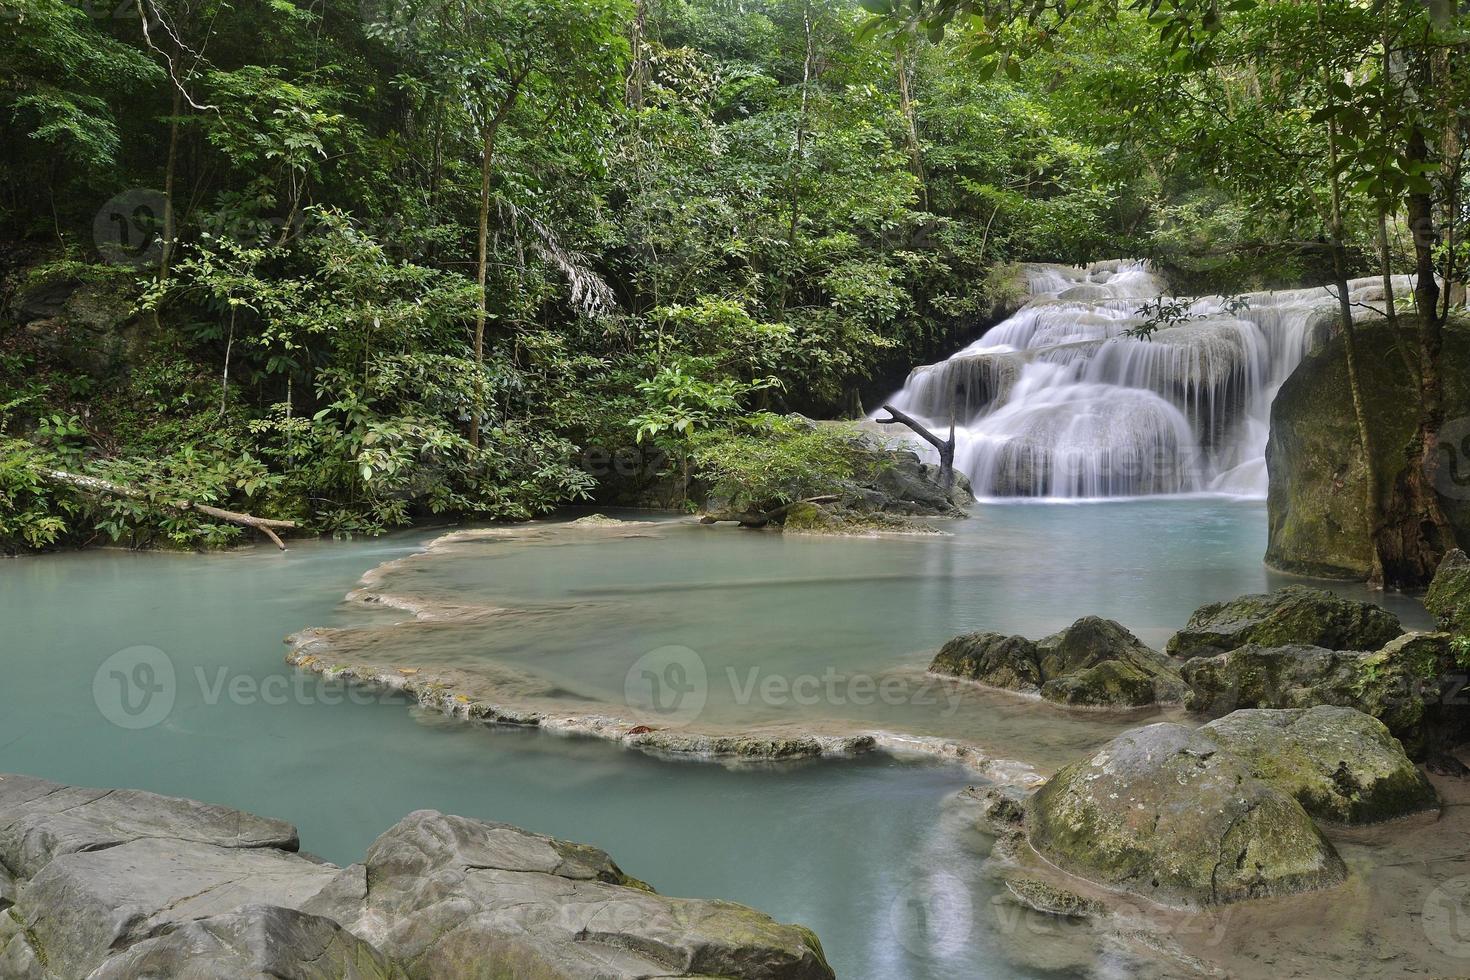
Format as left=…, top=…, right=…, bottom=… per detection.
left=1, top=501, right=1447, bottom=978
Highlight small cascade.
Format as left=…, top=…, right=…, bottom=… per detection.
left=882, top=261, right=1407, bottom=500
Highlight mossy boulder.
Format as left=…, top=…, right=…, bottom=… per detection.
left=1426, top=549, right=1470, bottom=632
left=1266, top=320, right=1470, bottom=580
left=930, top=616, right=1183, bottom=707
left=1166, top=585, right=1403, bottom=659
left=1200, top=706, right=1437, bottom=824
left=930, top=632, right=1043, bottom=693
left=1026, top=723, right=1346, bottom=907
left=1180, top=634, right=1449, bottom=756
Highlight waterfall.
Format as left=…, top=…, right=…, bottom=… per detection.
left=881, top=260, right=1408, bottom=500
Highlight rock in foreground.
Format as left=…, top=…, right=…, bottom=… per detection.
left=932, top=616, right=1183, bottom=707
left=1166, top=585, right=1403, bottom=659
left=1200, top=706, right=1438, bottom=824
left=306, top=810, right=833, bottom=980
left=1026, top=723, right=1346, bottom=907
left=0, top=774, right=833, bottom=980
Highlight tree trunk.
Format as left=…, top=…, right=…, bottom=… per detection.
left=895, top=38, right=928, bottom=211
left=876, top=404, right=955, bottom=493
left=1322, top=99, right=1387, bottom=587
left=43, top=469, right=297, bottom=550
left=470, top=114, right=503, bottom=450
left=158, top=86, right=183, bottom=282
left=1377, top=130, right=1458, bottom=587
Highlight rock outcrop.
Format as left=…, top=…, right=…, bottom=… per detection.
left=8, top=276, right=146, bottom=376
left=1166, top=585, right=1403, bottom=659
left=1265, top=321, right=1470, bottom=580
left=0, top=774, right=833, bottom=980
left=931, top=616, right=1184, bottom=707
left=1025, top=723, right=1346, bottom=907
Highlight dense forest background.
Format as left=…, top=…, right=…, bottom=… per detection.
left=0, top=0, right=1464, bottom=581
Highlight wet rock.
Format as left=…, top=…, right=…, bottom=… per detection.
left=88, top=905, right=405, bottom=980
left=931, top=617, right=1183, bottom=707
left=1166, top=586, right=1403, bottom=659
left=304, top=809, right=835, bottom=980
left=1426, top=548, right=1470, bottom=632
left=1035, top=617, right=1186, bottom=707
left=0, top=773, right=299, bottom=879
left=1003, top=877, right=1102, bottom=918
left=1179, top=635, right=1448, bottom=756
left=1200, top=706, right=1437, bottom=824
left=1026, top=723, right=1345, bottom=907
left=930, top=633, right=1043, bottom=693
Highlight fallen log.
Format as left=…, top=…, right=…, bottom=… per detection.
left=42, top=469, right=297, bottom=550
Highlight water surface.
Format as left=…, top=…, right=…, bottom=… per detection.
left=0, top=501, right=1440, bottom=978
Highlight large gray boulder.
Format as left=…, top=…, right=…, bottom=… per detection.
left=1026, top=723, right=1345, bottom=907
left=0, top=776, right=833, bottom=980
left=17, top=838, right=340, bottom=978
left=931, top=617, right=1183, bottom=707
left=304, top=810, right=834, bottom=980
left=0, top=773, right=298, bottom=879
left=87, top=906, right=405, bottom=980
left=1179, top=634, right=1449, bottom=757
left=1166, top=585, right=1404, bottom=659
left=1200, top=707, right=1437, bottom=825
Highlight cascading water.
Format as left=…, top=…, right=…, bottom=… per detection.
left=881, top=260, right=1409, bottom=500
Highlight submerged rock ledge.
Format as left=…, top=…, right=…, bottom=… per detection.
left=0, top=773, right=834, bottom=979
left=284, top=630, right=1043, bottom=788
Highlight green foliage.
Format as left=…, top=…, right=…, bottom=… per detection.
left=690, top=414, right=872, bottom=514
left=0, top=438, right=68, bottom=552
left=13, top=0, right=1450, bottom=551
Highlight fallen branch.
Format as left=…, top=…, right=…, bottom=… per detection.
left=42, top=469, right=296, bottom=550
left=743, top=494, right=840, bottom=528
left=875, top=404, right=956, bottom=493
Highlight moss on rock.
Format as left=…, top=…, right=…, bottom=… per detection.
left=1426, top=549, right=1470, bottom=633
left=1266, top=320, right=1470, bottom=580
left=1180, top=634, right=1448, bottom=757
left=931, top=617, right=1183, bottom=707
left=1026, top=723, right=1345, bottom=907
left=1166, top=585, right=1403, bottom=659
left=1200, top=706, right=1437, bottom=824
